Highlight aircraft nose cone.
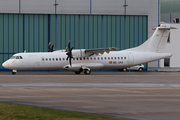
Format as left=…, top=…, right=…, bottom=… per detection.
left=2, top=62, right=9, bottom=69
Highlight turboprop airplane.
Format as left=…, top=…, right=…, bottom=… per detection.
left=2, top=24, right=176, bottom=75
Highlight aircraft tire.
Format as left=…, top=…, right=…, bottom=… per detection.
left=138, top=68, right=143, bottom=72
left=84, top=69, right=91, bottom=75
left=12, top=72, right=16, bottom=75
left=123, top=68, right=127, bottom=72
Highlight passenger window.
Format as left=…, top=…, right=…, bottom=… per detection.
left=118, top=57, right=120, bottom=59
left=80, top=58, right=82, bottom=60
left=90, top=57, right=92, bottom=60
left=59, top=58, right=61, bottom=61
left=87, top=57, right=89, bottom=60
left=46, top=58, right=48, bottom=61
left=104, top=57, right=106, bottom=60
left=56, top=58, right=58, bottom=61
left=114, top=57, right=116, bottom=60
left=63, top=58, right=65, bottom=61
left=97, top=57, right=99, bottom=60
left=42, top=58, right=44, bottom=61
left=94, top=57, right=96, bottom=60
left=84, top=58, right=86, bottom=60
left=108, top=57, right=110, bottom=60
left=124, top=57, right=126, bottom=59
left=121, top=57, right=123, bottom=59
left=101, top=57, right=103, bottom=60
left=52, top=58, right=54, bottom=61
left=49, top=58, right=51, bottom=61
left=76, top=58, right=78, bottom=60
left=111, top=57, right=113, bottom=60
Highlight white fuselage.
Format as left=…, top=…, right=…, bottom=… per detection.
left=2, top=50, right=172, bottom=71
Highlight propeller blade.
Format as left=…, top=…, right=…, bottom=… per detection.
left=66, top=40, right=74, bottom=67
left=51, top=44, right=55, bottom=52
left=68, top=40, right=71, bottom=51
left=70, top=46, right=74, bottom=51
left=48, top=42, right=51, bottom=52
left=69, top=58, right=72, bottom=67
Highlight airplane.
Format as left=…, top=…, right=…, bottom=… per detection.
left=2, top=24, right=176, bottom=75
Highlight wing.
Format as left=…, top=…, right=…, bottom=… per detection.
left=85, top=47, right=118, bottom=55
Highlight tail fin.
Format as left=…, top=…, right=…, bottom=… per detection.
left=127, top=24, right=176, bottom=53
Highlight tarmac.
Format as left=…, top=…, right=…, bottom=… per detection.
left=0, top=71, right=180, bottom=120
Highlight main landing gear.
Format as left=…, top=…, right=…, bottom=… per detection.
left=84, top=69, right=91, bottom=75
left=74, top=68, right=91, bottom=75
left=11, top=70, right=17, bottom=75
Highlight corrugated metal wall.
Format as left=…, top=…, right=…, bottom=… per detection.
left=0, top=14, right=49, bottom=70
left=50, top=15, right=147, bottom=49
left=0, top=14, right=147, bottom=70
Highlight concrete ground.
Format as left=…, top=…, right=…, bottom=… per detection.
left=0, top=71, right=180, bottom=120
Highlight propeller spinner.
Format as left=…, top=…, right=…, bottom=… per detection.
left=66, top=40, right=74, bottom=67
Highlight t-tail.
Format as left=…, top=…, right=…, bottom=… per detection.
left=127, top=24, right=177, bottom=53
left=124, top=24, right=177, bottom=65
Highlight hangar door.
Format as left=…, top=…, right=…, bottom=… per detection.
left=0, top=14, right=147, bottom=71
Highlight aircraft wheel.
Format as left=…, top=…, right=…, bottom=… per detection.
left=75, top=71, right=81, bottom=74
left=11, top=70, right=17, bottom=75
left=138, top=68, right=143, bottom=72
left=84, top=69, right=91, bottom=75
left=123, top=68, right=127, bottom=72
left=12, top=72, right=16, bottom=75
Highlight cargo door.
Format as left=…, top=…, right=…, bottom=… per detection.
left=128, top=52, right=134, bottom=66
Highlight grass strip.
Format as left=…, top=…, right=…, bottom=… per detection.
left=0, top=102, right=126, bottom=120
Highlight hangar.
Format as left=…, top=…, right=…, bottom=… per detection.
left=157, top=0, right=180, bottom=71
left=0, top=0, right=160, bottom=71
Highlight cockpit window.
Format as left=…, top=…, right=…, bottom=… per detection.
left=10, top=56, right=16, bottom=59
left=10, top=55, right=23, bottom=59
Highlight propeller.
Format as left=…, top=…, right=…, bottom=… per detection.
left=48, top=42, right=55, bottom=52
left=66, top=40, right=74, bottom=67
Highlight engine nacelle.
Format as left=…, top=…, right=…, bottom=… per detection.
left=72, top=49, right=92, bottom=58
left=63, top=64, right=82, bottom=72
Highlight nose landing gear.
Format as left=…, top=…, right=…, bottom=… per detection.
left=11, top=70, right=17, bottom=75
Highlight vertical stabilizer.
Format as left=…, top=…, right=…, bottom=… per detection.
left=127, top=24, right=176, bottom=53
